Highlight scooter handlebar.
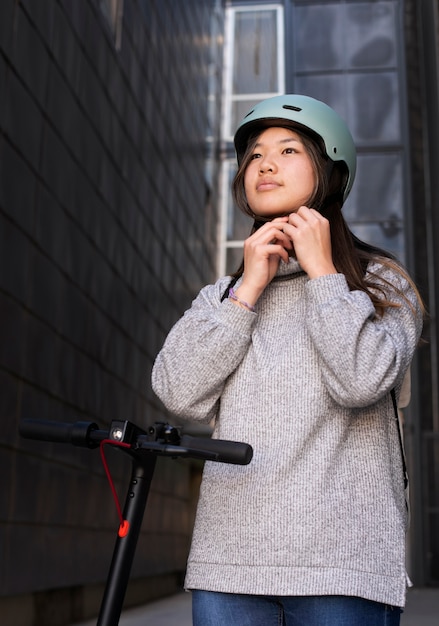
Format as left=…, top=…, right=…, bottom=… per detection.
left=19, top=419, right=102, bottom=448
left=19, top=419, right=253, bottom=465
left=179, top=434, right=253, bottom=465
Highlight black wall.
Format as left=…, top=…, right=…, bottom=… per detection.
left=0, top=1, right=223, bottom=624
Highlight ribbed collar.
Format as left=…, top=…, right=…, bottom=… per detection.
left=273, top=256, right=306, bottom=281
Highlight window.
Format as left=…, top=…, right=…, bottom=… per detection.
left=291, top=0, right=406, bottom=260
left=223, top=4, right=284, bottom=140
left=220, top=3, right=285, bottom=276
left=219, top=0, right=407, bottom=276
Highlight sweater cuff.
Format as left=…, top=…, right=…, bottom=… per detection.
left=217, top=296, right=257, bottom=336
left=305, top=273, right=350, bottom=305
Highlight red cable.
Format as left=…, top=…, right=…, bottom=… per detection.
left=100, top=439, right=132, bottom=537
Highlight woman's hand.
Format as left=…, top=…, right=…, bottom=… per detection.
left=283, top=206, right=337, bottom=279
left=233, top=217, right=292, bottom=307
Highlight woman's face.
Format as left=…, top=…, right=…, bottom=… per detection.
left=243, top=127, right=316, bottom=218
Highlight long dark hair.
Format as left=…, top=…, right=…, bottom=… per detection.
left=231, top=122, right=424, bottom=316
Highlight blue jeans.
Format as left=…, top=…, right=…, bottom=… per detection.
left=192, top=591, right=402, bottom=626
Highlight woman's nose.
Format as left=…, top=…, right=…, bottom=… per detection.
left=259, top=157, right=275, bottom=173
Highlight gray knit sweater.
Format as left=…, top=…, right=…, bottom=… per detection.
left=151, top=258, right=423, bottom=608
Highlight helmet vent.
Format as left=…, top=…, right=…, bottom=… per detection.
left=283, top=105, right=302, bottom=112
left=333, top=147, right=337, bottom=154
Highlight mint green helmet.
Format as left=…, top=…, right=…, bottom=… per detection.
left=234, top=94, right=357, bottom=203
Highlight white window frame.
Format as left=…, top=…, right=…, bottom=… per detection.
left=223, top=3, right=285, bottom=141
left=219, top=3, right=285, bottom=276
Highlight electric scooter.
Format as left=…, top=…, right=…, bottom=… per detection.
left=20, top=418, right=253, bottom=626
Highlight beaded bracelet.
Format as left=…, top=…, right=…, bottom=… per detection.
left=228, top=287, right=256, bottom=312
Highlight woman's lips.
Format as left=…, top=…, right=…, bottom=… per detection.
left=257, top=179, right=281, bottom=191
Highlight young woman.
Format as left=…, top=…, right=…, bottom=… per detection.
left=151, top=95, right=424, bottom=625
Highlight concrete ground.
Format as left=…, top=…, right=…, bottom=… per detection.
left=71, top=586, right=439, bottom=625
left=401, top=587, right=439, bottom=625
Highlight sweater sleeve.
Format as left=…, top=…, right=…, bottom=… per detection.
left=304, top=265, right=423, bottom=408
left=151, top=280, right=257, bottom=422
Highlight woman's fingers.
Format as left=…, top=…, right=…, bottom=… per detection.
left=249, top=219, right=293, bottom=251
left=245, top=226, right=292, bottom=265
left=283, top=206, right=336, bottom=278
left=239, top=220, right=292, bottom=299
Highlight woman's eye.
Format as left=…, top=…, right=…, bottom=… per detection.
left=250, top=153, right=261, bottom=160
left=283, top=147, right=296, bottom=154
